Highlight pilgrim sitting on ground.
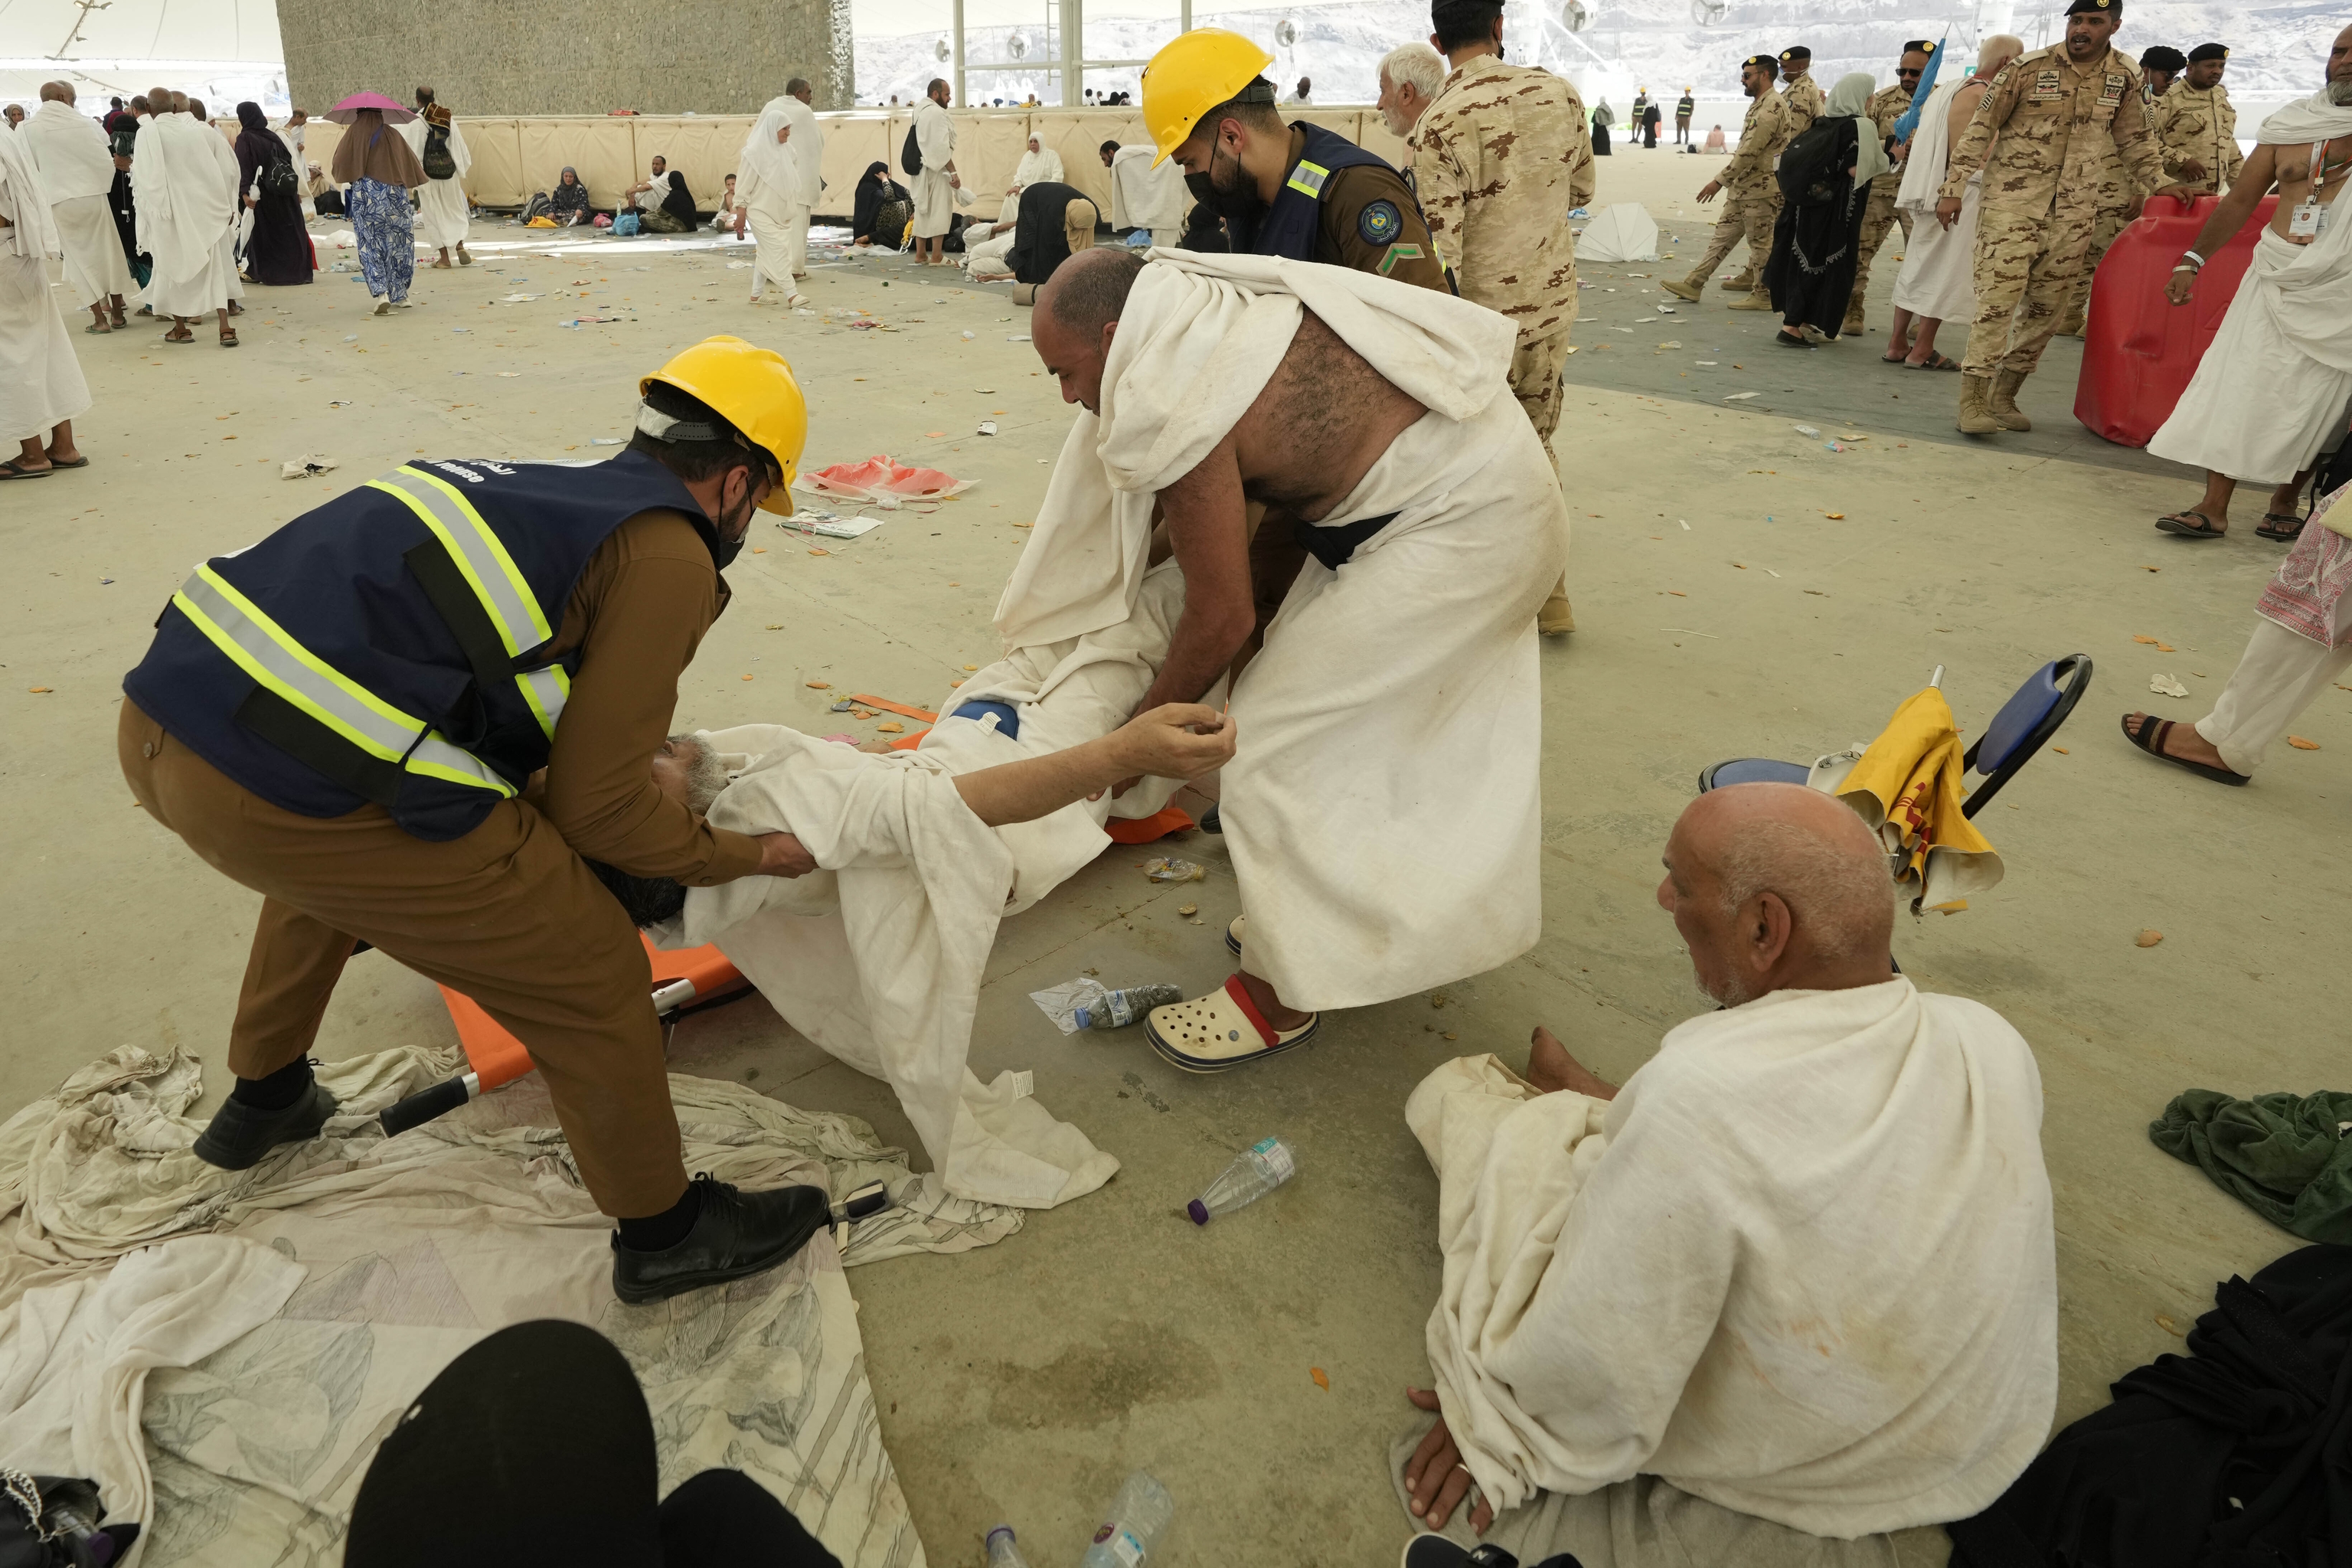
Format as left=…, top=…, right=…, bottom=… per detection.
left=1397, top=781, right=2056, bottom=1566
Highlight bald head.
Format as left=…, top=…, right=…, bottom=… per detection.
left=1981, top=34, right=2025, bottom=72
left=1032, top=247, right=1145, bottom=413
left=1659, top=783, right=1894, bottom=1007
left=40, top=82, right=74, bottom=104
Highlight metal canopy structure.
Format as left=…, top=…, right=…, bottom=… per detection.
left=950, top=0, right=1194, bottom=105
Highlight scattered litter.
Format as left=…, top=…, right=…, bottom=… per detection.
left=1725, top=392, right=1760, bottom=401
left=1793, top=425, right=1821, bottom=437
left=876, top=720, right=904, bottom=733
left=2135, top=929, right=2164, bottom=948
left=2149, top=673, right=2190, bottom=697
left=1145, top=858, right=1206, bottom=884
left=342, top=335, right=357, bottom=343
left=1657, top=305, right=1677, bottom=315
left=2053, top=746, right=2069, bottom=754
left=978, top=420, right=998, bottom=436
left=961, top=330, right=976, bottom=340
left=589, top=437, right=622, bottom=446
left=1177, top=903, right=1198, bottom=916
left=799, top=454, right=974, bottom=502
left=1007, top=334, right=1030, bottom=341
left=851, top=694, right=940, bottom=721
left=973, top=387, right=997, bottom=393
left=1661, top=627, right=1720, bottom=639
left=28, top=687, right=52, bottom=694
left=1678, top=519, right=1690, bottom=530
left=497, top=371, right=523, bottom=378
left=805, top=681, right=832, bottom=689
left=1695, top=360, right=1719, bottom=365
left=1658, top=340, right=1681, bottom=348
left=779, top=509, right=884, bottom=541
left=1824, top=511, right=1846, bottom=519
left=499, top=293, right=544, bottom=302
left=1311, top=1368, right=1330, bottom=1390
left=326, top=400, right=351, bottom=408
left=2288, top=735, right=2323, bottom=750
left=279, top=456, right=340, bottom=479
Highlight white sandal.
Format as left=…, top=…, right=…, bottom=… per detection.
left=1146, top=975, right=1317, bottom=1074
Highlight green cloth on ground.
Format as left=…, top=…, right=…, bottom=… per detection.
left=2149, top=1089, right=2352, bottom=1243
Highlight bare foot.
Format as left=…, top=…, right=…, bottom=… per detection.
left=1526, top=1026, right=1620, bottom=1099
left=2122, top=711, right=2233, bottom=771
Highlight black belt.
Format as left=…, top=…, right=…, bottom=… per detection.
left=1294, top=510, right=1400, bottom=570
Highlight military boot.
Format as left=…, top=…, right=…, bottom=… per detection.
left=1660, top=275, right=1704, bottom=302
left=1727, top=286, right=1775, bottom=311
left=1721, top=270, right=1755, bottom=292
left=1990, top=368, right=2034, bottom=431
left=1957, top=374, right=2001, bottom=435
left=2055, top=302, right=2086, bottom=337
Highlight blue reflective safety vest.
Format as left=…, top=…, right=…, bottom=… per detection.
left=125, top=451, right=716, bottom=842
left=1239, top=121, right=1406, bottom=261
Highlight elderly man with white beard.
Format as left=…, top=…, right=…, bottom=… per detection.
left=1393, top=782, right=2056, bottom=1565
left=21, top=82, right=134, bottom=334
left=132, top=84, right=240, bottom=346
left=1024, top=247, right=1568, bottom=1073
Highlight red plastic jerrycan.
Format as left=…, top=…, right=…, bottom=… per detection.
left=2076, top=191, right=2278, bottom=447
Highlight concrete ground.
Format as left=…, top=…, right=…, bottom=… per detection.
left=7, top=149, right=2341, bottom=1565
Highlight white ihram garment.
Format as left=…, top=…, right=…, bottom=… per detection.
left=0, top=132, right=91, bottom=442
left=1086, top=250, right=1566, bottom=1009
left=740, top=95, right=822, bottom=292
left=911, top=102, right=956, bottom=238
left=1009, top=145, right=1064, bottom=192
left=1109, top=143, right=1184, bottom=244
left=21, top=101, right=133, bottom=309
left=132, top=112, right=237, bottom=318
left=1891, top=81, right=1976, bottom=322
left=662, top=560, right=1193, bottom=1210
left=398, top=117, right=472, bottom=250
left=1410, top=978, right=2057, bottom=1536
left=2148, top=87, right=2352, bottom=485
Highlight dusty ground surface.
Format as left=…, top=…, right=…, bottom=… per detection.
left=5, top=149, right=2340, bottom=1564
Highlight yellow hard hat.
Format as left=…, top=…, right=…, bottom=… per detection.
left=1140, top=28, right=1276, bottom=165
left=639, top=335, right=806, bottom=516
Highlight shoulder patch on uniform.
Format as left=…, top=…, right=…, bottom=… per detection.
left=1358, top=199, right=1404, bottom=246
left=1377, top=243, right=1424, bottom=276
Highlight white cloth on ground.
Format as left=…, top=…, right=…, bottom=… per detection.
left=912, top=101, right=956, bottom=237
left=21, top=100, right=116, bottom=201
left=51, top=192, right=136, bottom=308
left=1109, top=144, right=1184, bottom=232
left=1410, top=979, right=2056, bottom=1534
left=0, top=1234, right=304, bottom=1559
left=398, top=117, right=472, bottom=250
left=132, top=112, right=237, bottom=318
left=1092, top=249, right=1564, bottom=1008
left=1011, top=145, right=1064, bottom=190
left=0, top=139, right=90, bottom=443
left=664, top=562, right=1192, bottom=1210
left=0, top=1041, right=1015, bottom=1565
left=1893, top=80, right=1978, bottom=322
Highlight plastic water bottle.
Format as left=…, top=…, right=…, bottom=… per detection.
left=1187, top=1136, right=1296, bottom=1225
left=1079, top=1472, right=1174, bottom=1566
left=1073, top=985, right=1184, bottom=1030
left=985, top=1524, right=1031, bottom=1567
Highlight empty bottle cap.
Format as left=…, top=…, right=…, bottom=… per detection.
left=1187, top=1198, right=1210, bottom=1225
left=1073, top=1007, right=1094, bottom=1029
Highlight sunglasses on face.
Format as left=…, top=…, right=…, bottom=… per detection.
left=1896, top=68, right=1922, bottom=78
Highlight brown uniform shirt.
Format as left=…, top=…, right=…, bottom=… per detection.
left=536, top=507, right=763, bottom=884
left=1941, top=44, right=2168, bottom=220
left=1285, top=126, right=1450, bottom=290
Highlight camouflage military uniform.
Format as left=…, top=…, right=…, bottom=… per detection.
left=1941, top=43, right=2169, bottom=376
left=2154, top=81, right=2243, bottom=194
left=1416, top=55, right=1594, bottom=629
left=1685, top=88, right=1794, bottom=289
left=2057, top=135, right=2146, bottom=335
left=1770, top=70, right=1826, bottom=231
left=1844, top=81, right=1915, bottom=328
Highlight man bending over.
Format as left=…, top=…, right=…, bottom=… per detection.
left=1398, top=782, right=2055, bottom=1557
left=1028, top=247, right=1570, bottom=1072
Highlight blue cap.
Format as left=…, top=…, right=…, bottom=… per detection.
left=1073, top=1007, right=1094, bottom=1029
left=1187, top=1198, right=1210, bottom=1225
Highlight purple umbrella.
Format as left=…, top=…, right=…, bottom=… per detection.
left=324, top=91, right=416, bottom=125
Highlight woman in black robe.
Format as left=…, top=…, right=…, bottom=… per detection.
left=233, top=102, right=312, bottom=286
left=1761, top=74, right=1889, bottom=345
left=851, top=162, right=911, bottom=247
left=1590, top=101, right=1612, bottom=156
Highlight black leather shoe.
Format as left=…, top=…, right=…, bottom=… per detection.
left=191, top=1080, right=338, bottom=1171
left=1402, top=1539, right=1531, bottom=1568
left=609, top=1175, right=831, bottom=1305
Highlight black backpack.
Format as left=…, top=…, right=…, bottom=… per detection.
left=901, top=122, right=923, bottom=175
left=260, top=153, right=299, bottom=196
left=422, top=122, right=457, bottom=181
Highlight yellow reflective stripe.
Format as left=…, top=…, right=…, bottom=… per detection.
left=403, top=466, right=553, bottom=645
left=517, top=662, right=569, bottom=740
left=173, top=567, right=516, bottom=798
left=370, top=467, right=554, bottom=653
left=1285, top=158, right=1330, bottom=198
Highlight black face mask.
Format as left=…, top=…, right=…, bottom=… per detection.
left=707, top=481, right=755, bottom=570
left=1203, top=148, right=1270, bottom=243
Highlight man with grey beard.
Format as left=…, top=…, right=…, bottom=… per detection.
left=1395, top=782, right=2055, bottom=1552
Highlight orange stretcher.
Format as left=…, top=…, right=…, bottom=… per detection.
left=377, top=935, right=755, bottom=1136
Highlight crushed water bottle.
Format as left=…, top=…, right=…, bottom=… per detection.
left=984, top=1524, right=1031, bottom=1567
left=1080, top=1472, right=1174, bottom=1567
left=1074, top=985, right=1184, bottom=1030
left=1187, top=1135, right=1297, bottom=1225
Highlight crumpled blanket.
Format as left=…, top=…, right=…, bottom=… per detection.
left=0, top=1041, right=1017, bottom=1566
left=798, top=454, right=974, bottom=502
left=657, top=563, right=1193, bottom=1212
left=2150, top=1087, right=2352, bottom=1244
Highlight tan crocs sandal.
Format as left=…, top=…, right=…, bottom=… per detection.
left=1146, top=975, right=1318, bottom=1074
left=1224, top=915, right=1246, bottom=957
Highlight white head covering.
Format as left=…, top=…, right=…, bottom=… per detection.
left=1828, top=72, right=1893, bottom=185
left=0, top=122, right=64, bottom=257
left=2254, top=81, right=2352, bottom=146
left=740, top=95, right=794, bottom=192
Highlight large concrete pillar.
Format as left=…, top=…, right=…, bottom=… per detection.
left=276, top=0, right=852, bottom=114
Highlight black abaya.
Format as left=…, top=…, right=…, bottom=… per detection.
left=235, top=130, right=312, bottom=286
left=1761, top=116, right=1865, bottom=338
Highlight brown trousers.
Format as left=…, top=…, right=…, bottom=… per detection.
left=119, top=699, right=687, bottom=1217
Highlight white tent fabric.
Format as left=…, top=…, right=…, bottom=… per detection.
left=1574, top=203, right=1659, bottom=263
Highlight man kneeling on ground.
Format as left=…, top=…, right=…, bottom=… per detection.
left=1397, top=782, right=2055, bottom=1562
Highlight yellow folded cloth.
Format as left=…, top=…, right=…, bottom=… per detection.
left=1831, top=687, right=2001, bottom=913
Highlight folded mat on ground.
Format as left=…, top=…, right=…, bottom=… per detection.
left=797, top=455, right=972, bottom=501
left=2150, top=1088, right=2352, bottom=1244
left=1945, top=1241, right=2352, bottom=1566
left=0, top=1042, right=1022, bottom=1566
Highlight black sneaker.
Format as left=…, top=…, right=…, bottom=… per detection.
left=609, top=1174, right=831, bottom=1304
left=191, top=1079, right=338, bottom=1170
left=1402, top=1540, right=1521, bottom=1568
